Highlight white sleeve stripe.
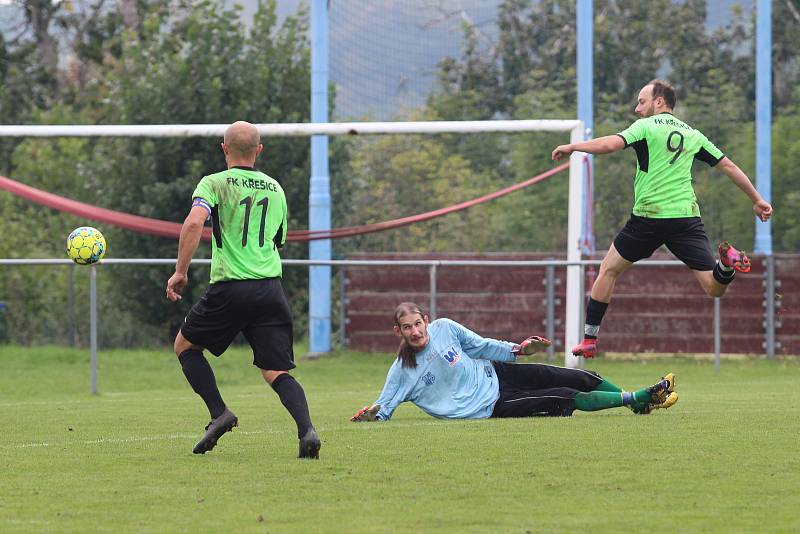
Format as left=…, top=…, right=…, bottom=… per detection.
left=192, top=198, right=212, bottom=215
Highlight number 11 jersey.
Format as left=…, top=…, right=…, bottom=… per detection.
left=192, top=166, right=288, bottom=283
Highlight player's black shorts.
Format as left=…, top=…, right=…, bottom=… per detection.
left=181, top=278, right=295, bottom=371
left=490, top=362, right=603, bottom=418
left=613, top=214, right=716, bottom=271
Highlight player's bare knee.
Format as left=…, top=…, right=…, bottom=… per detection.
left=173, top=331, right=197, bottom=357
left=598, top=263, right=623, bottom=280
left=261, top=369, right=287, bottom=385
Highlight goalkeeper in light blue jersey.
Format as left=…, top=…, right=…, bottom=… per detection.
left=350, top=303, right=678, bottom=422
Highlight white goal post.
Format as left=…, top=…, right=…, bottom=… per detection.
left=0, top=120, right=586, bottom=367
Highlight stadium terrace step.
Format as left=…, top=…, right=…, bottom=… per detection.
left=346, top=311, right=549, bottom=333
left=608, top=277, right=765, bottom=297
left=347, top=268, right=552, bottom=293
left=602, top=313, right=766, bottom=335
left=346, top=292, right=547, bottom=311
left=603, top=295, right=763, bottom=315
left=599, top=333, right=767, bottom=354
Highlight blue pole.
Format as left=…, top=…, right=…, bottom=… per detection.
left=577, top=0, right=594, bottom=255
left=309, top=0, right=331, bottom=353
left=754, top=0, right=772, bottom=255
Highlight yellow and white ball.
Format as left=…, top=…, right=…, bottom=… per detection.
left=66, top=226, right=106, bottom=265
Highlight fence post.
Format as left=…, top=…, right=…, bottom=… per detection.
left=339, top=268, right=348, bottom=348
left=429, top=263, right=437, bottom=320
left=763, top=255, right=776, bottom=358
left=90, top=265, right=98, bottom=394
left=577, top=263, right=585, bottom=369
left=544, top=264, right=555, bottom=361
left=714, top=297, right=721, bottom=373
left=67, top=263, right=76, bottom=346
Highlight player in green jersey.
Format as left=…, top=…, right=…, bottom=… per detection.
left=551, top=79, right=773, bottom=358
left=166, top=121, right=320, bottom=458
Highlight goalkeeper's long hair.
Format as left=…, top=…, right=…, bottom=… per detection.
left=394, top=302, right=427, bottom=369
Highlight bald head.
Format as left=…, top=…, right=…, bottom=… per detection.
left=222, top=121, right=262, bottom=163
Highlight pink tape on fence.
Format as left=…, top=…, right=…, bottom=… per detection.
left=0, top=161, right=568, bottom=242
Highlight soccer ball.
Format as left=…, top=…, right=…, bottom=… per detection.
left=66, top=226, right=106, bottom=265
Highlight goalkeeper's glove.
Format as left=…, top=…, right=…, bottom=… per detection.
left=512, top=335, right=552, bottom=356
left=350, top=404, right=381, bottom=422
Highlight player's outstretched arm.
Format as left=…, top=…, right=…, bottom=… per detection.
left=552, top=135, right=625, bottom=161
left=350, top=404, right=381, bottom=422
left=511, top=335, right=552, bottom=356
left=717, top=157, right=773, bottom=222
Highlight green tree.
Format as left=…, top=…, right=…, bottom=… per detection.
left=96, top=0, right=312, bottom=341
left=770, top=100, right=800, bottom=251
left=398, top=0, right=781, bottom=255
left=336, top=134, right=501, bottom=253
left=0, top=0, right=316, bottom=345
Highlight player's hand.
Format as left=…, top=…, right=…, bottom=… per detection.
left=753, top=199, right=773, bottom=222
left=350, top=404, right=381, bottom=422
left=551, top=144, right=573, bottom=161
left=512, top=335, right=552, bottom=356
left=166, top=272, right=188, bottom=302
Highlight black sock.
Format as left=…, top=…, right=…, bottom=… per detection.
left=178, top=349, right=226, bottom=419
left=271, top=373, right=313, bottom=439
left=584, top=298, right=609, bottom=339
left=713, top=261, right=736, bottom=285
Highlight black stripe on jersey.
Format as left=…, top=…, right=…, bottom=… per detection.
left=695, top=148, right=723, bottom=166
left=629, top=139, right=649, bottom=172
left=210, top=205, right=223, bottom=248
left=616, top=133, right=629, bottom=147
left=274, top=221, right=284, bottom=249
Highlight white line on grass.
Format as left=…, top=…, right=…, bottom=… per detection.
left=6, top=420, right=445, bottom=450
left=0, top=390, right=368, bottom=408
left=0, top=396, right=190, bottom=408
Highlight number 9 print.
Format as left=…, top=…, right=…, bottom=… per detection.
left=667, top=130, right=685, bottom=164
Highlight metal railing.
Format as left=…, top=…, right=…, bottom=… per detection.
left=1, top=257, right=775, bottom=392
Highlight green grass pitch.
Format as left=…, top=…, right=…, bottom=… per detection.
left=3, top=346, right=799, bottom=532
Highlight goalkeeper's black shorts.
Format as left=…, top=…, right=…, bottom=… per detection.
left=490, top=362, right=603, bottom=418
left=181, top=277, right=295, bottom=371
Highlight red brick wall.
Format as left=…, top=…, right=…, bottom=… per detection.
left=343, top=252, right=799, bottom=355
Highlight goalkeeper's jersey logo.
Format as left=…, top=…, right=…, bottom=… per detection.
left=443, top=348, right=461, bottom=366
left=422, top=371, right=436, bottom=386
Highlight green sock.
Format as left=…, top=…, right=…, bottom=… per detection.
left=594, top=378, right=623, bottom=393
left=574, top=391, right=626, bottom=411
left=632, top=387, right=653, bottom=404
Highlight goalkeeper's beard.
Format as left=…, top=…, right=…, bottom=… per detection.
left=397, top=332, right=428, bottom=369
left=405, top=332, right=427, bottom=350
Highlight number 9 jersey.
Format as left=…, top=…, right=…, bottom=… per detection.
left=617, top=113, right=724, bottom=219
left=192, top=166, right=288, bottom=282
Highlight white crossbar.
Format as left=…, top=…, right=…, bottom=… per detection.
left=0, top=120, right=581, bottom=138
